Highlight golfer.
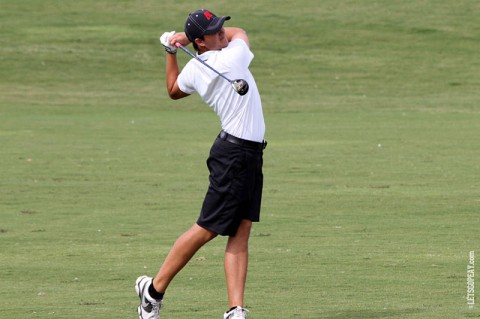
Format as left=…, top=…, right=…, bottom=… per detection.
left=135, top=9, right=266, bottom=319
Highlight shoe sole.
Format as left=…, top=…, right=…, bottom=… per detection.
left=135, top=275, right=149, bottom=319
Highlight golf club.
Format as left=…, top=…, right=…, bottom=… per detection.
left=175, top=43, right=249, bottom=96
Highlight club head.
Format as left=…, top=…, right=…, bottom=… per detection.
left=231, top=79, right=249, bottom=96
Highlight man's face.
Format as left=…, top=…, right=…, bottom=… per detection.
left=199, top=28, right=228, bottom=51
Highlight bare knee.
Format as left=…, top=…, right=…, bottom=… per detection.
left=226, top=220, right=252, bottom=251
left=191, top=223, right=218, bottom=243
left=236, top=220, right=252, bottom=239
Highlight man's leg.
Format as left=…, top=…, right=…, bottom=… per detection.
left=152, top=223, right=217, bottom=293
left=224, top=219, right=252, bottom=308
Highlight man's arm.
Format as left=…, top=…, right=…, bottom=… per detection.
left=224, top=27, right=250, bottom=48
left=165, top=53, right=189, bottom=100
left=163, top=32, right=190, bottom=100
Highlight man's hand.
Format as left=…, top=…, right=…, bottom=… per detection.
left=160, top=31, right=177, bottom=54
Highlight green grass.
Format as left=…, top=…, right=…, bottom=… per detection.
left=1, top=0, right=479, bottom=318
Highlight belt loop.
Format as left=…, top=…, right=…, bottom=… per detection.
left=219, top=130, right=227, bottom=140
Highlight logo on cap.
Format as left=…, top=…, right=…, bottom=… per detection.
left=204, top=11, right=213, bottom=21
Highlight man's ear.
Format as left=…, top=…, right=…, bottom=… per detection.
left=195, top=38, right=206, bottom=50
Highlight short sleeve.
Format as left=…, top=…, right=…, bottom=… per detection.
left=177, top=62, right=196, bottom=95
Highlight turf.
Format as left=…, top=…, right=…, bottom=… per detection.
left=1, top=0, right=479, bottom=318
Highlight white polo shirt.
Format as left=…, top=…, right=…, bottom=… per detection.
left=177, top=39, right=265, bottom=142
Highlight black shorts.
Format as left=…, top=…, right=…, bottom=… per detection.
left=197, top=133, right=265, bottom=236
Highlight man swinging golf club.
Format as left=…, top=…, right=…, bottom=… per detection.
left=135, top=9, right=266, bottom=319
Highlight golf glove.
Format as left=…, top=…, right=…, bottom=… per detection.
left=160, top=31, right=177, bottom=54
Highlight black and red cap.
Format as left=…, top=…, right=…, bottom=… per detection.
left=184, top=9, right=231, bottom=42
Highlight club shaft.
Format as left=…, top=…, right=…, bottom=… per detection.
left=176, top=44, right=232, bottom=82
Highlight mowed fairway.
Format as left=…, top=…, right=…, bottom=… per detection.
left=1, top=1, right=479, bottom=318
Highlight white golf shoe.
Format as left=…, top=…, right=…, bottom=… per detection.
left=135, top=276, right=162, bottom=319
left=224, top=306, right=248, bottom=319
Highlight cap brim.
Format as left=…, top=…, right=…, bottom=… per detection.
left=204, top=16, right=231, bottom=35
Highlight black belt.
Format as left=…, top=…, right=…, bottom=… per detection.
left=219, top=131, right=267, bottom=150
